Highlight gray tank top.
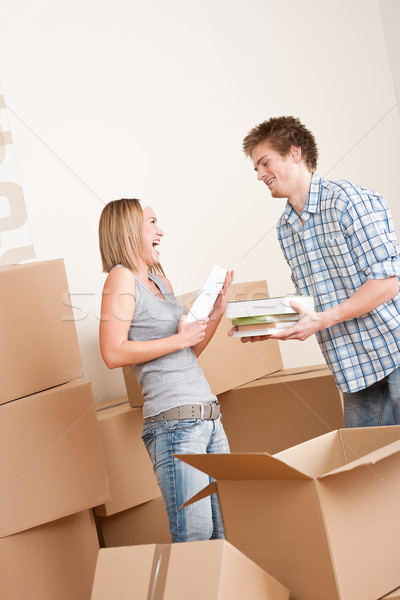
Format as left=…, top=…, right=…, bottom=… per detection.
left=127, top=271, right=217, bottom=418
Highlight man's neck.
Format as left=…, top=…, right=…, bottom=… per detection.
left=288, top=170, right=313, bottom=216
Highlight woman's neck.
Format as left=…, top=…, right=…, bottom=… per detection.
left=134, top=260, right=151, bottom=285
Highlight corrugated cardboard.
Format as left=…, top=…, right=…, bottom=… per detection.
left=177, top=426, right=400, bottom=600
left=0, top=259, right=83, bottom=404
left=91, top=540, right=289, bottom=600
left=97, top=496, right=171, bottom=547
left=94, top=400, right=160, bottom=516
left=123, top=280, right=283, bottom=407
left=0, top=381, right=110, bottom=538
left=0, top=510, right=99, bottom=600
left=218, top=365, right=344, bottom=453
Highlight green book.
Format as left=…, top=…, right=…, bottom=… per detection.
left=231, top=314, right=299, bottom=327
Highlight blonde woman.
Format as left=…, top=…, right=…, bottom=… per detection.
left=99, top=198, right=233, bottom=542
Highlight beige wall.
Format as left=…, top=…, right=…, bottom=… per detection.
left=0, top=0, right=399, bottom=401
left=379, top=0, right=400, bottom=112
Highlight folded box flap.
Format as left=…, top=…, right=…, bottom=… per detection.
left=174, top=452, right=312, bottom=481
left=319, top=439, right=400, bottom=479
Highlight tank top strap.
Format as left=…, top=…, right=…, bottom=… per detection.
left=147, top=272, right=174, bottom=299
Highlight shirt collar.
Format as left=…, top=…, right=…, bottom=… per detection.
left=281, top=172, right=322, bottom=224
left=305, top=172, right=322, bottom=214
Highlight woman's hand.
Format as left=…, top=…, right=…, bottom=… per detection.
left=178, top=316, right=209, bottom=348
left=211, top=270, right=234, bottom=319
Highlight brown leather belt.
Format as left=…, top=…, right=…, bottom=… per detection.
left=144, top=402, right=220, bottom=422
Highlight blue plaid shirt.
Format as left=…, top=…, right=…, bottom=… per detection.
left=277, top=172, right=400, bottom=393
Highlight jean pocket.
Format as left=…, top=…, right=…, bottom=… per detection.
left=168, top=419, right=204, bottom=442
left=141, top=426, right=157, bottom=463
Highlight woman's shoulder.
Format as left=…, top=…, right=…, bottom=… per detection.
left=104, top=265, right=136, bottom=292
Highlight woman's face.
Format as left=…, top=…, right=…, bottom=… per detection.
left=142, top=206, right=164, bottom=266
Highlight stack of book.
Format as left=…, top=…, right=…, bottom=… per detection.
left=226, top=295, right=314, bottom=338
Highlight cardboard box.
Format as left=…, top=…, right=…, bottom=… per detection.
left=0, top=259, right=83, bottom=404
left=381, top=589, right=400, bottom=599
left=0, top=380, right=110, bottom=538
left=218, top=365, right=344, bottom=453
left=178, top=426, right=400, bottom=600
left=124, top=280, right=283, bottom=407
left=96, top=496, right=171, bottom=547
left=91, top=539, right=289, bottom=599
left=0, top=510, right=99, bottom=600
left=94, top=399, right=160, bottom=516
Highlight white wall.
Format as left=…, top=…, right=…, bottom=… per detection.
left=0, top=0, right=399, bottom=402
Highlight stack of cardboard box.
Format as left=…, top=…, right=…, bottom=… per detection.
left=90, top=278, right=400, bottom=598
left=0, top=260, right=110, bottom=600
left=95, top=280, right=344, bottom=550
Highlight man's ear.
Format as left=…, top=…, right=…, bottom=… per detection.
left=290, top=145, right=302, bottom=163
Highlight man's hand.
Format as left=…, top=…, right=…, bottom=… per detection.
left=228, top=300, right=330, bottom=343
left=268, top=300, right=327, bottom=341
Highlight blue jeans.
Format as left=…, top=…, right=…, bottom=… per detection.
left=142, top=415, right=230, bottom=543
left=343, top=366, right=400, bottom=427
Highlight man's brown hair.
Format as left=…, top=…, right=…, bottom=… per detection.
left=243, top=116, right=318, bottom=171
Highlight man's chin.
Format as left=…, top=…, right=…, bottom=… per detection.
left=270, top=189, right=282, bottom=198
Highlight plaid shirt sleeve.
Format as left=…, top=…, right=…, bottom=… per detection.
left=338, top=183, right=400, bottom=279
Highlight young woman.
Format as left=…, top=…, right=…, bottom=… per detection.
left=98, top=198, right=233, bottom=543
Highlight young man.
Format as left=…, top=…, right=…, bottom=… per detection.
left=242, top=116, right=400, bottom=427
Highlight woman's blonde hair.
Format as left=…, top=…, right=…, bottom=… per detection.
left=98, top=198, right=164, bottom=275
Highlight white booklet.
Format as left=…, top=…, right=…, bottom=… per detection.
left=231, top=323, right=293, bottom=337
left=186, top=264, right=227, bottom=323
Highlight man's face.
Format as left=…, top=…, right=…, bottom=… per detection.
left=252, top=140, right=298, bottom=199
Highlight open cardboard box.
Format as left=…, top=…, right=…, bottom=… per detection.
left=122, top=280, right=283, bottom=407
left=218, top=365, right=344, bottom=453
left=177, top=426, right=400, bottom=600
left=0, top=259, right=83, bottom=404
left=91, top=539, right=289, bottom=600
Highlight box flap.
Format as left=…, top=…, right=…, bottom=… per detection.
left=320, top=439, right=400, bottom=479
left=175, top=453, right=312, bottom=481
left=275, top=430, right=345, bottom=478
left=339, top=425, right=400, bottom=464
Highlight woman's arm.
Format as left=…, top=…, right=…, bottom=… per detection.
left=99, top=267, right=207, bottom=368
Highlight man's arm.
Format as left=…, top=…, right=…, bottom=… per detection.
left=254, top=276, right=399, bottom=342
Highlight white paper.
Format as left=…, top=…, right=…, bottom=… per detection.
left=186, top=264, right=227, bottom=322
